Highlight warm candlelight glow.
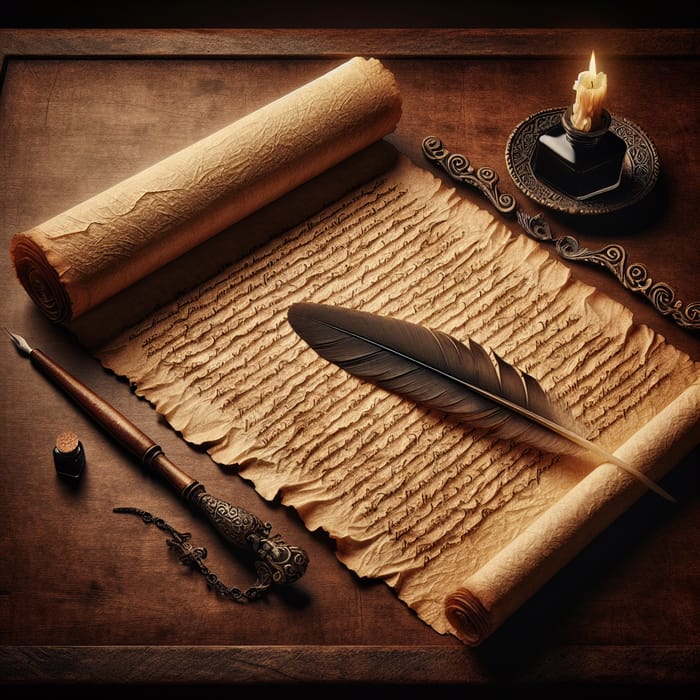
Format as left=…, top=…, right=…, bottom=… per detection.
left=571, top=51, right=608, bottom=131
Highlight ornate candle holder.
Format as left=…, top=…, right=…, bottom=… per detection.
left=505, top=107, right=659, bottom=217
left=532, top=107, right=627, bottom=201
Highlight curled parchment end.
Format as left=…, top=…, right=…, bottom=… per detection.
left=11, top=234, right=73, bottom=324
left=445, top=587, right=491, bottom=646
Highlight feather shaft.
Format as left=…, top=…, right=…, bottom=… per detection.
left=288, top=302, right=674, bottom=501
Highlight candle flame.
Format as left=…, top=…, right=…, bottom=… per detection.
left=589, top=51, right=597, bottom=74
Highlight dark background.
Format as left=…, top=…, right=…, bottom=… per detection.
left=0, top=1, right=697, bottom=29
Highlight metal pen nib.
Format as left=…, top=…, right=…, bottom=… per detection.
left=6, top=328, right=32, bottom=356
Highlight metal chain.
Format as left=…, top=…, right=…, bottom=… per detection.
left=113, top=506, right=270, bottom=602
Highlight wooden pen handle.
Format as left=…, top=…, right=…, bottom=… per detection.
left=30, top=348, right=195, bottom=492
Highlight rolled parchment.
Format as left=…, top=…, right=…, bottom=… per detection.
left=445, top=380, right=700, bottom=645
left=10, top=57, right=401, bottom=323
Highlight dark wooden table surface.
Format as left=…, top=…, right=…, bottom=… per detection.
left=0, top=28, right=698, bottom=689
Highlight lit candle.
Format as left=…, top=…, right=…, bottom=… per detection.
left=571, top=51, right=607, bottom=131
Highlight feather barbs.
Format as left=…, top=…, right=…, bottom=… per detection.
left=288, top=302, right=674, bottom=501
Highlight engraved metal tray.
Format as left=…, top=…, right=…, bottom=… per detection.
left=505, top=107, right=660, bottom=216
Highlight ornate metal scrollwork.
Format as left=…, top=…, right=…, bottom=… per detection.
left=422, top=136, right=517, bottom=216
left=189, top=489, right=309, bottom=589
left=422, top=136, right=700, bottom=332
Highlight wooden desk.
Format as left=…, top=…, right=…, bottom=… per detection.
left=1, top=29, right=698, bottom=687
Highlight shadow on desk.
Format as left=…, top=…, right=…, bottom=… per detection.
left=475, top=445, right=699, bottom=680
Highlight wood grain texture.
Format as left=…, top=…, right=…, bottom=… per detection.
left=0, top=28, right=698, bottom=686
left=0, top=27, right=698, bottom=62
left=1, top=644, right=698, bottom=684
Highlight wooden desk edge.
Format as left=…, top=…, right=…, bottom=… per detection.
left=1, top=644, right=698, bottom=685
left=0, top=27, right=698, bottom=66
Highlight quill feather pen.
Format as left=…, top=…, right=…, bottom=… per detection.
left=288, top=302, right=673, bottom=501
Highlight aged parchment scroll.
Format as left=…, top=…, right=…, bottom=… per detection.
left=11, top=57, right=401, bottom=324
left=10, top=58, right=700, bottom=645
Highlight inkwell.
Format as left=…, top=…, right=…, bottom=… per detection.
left=533, top=51, right=626, bottom=201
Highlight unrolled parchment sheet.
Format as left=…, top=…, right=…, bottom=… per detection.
left=10, top=55, right=699, bottom=646
left=94, top=154, right=700, bottom=646
left=10, top=57, right=401, bottom=324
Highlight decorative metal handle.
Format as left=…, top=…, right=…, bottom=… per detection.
left=185, top=483, right=309, bottom=590
left=422, top=136, right=700, bottom=332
